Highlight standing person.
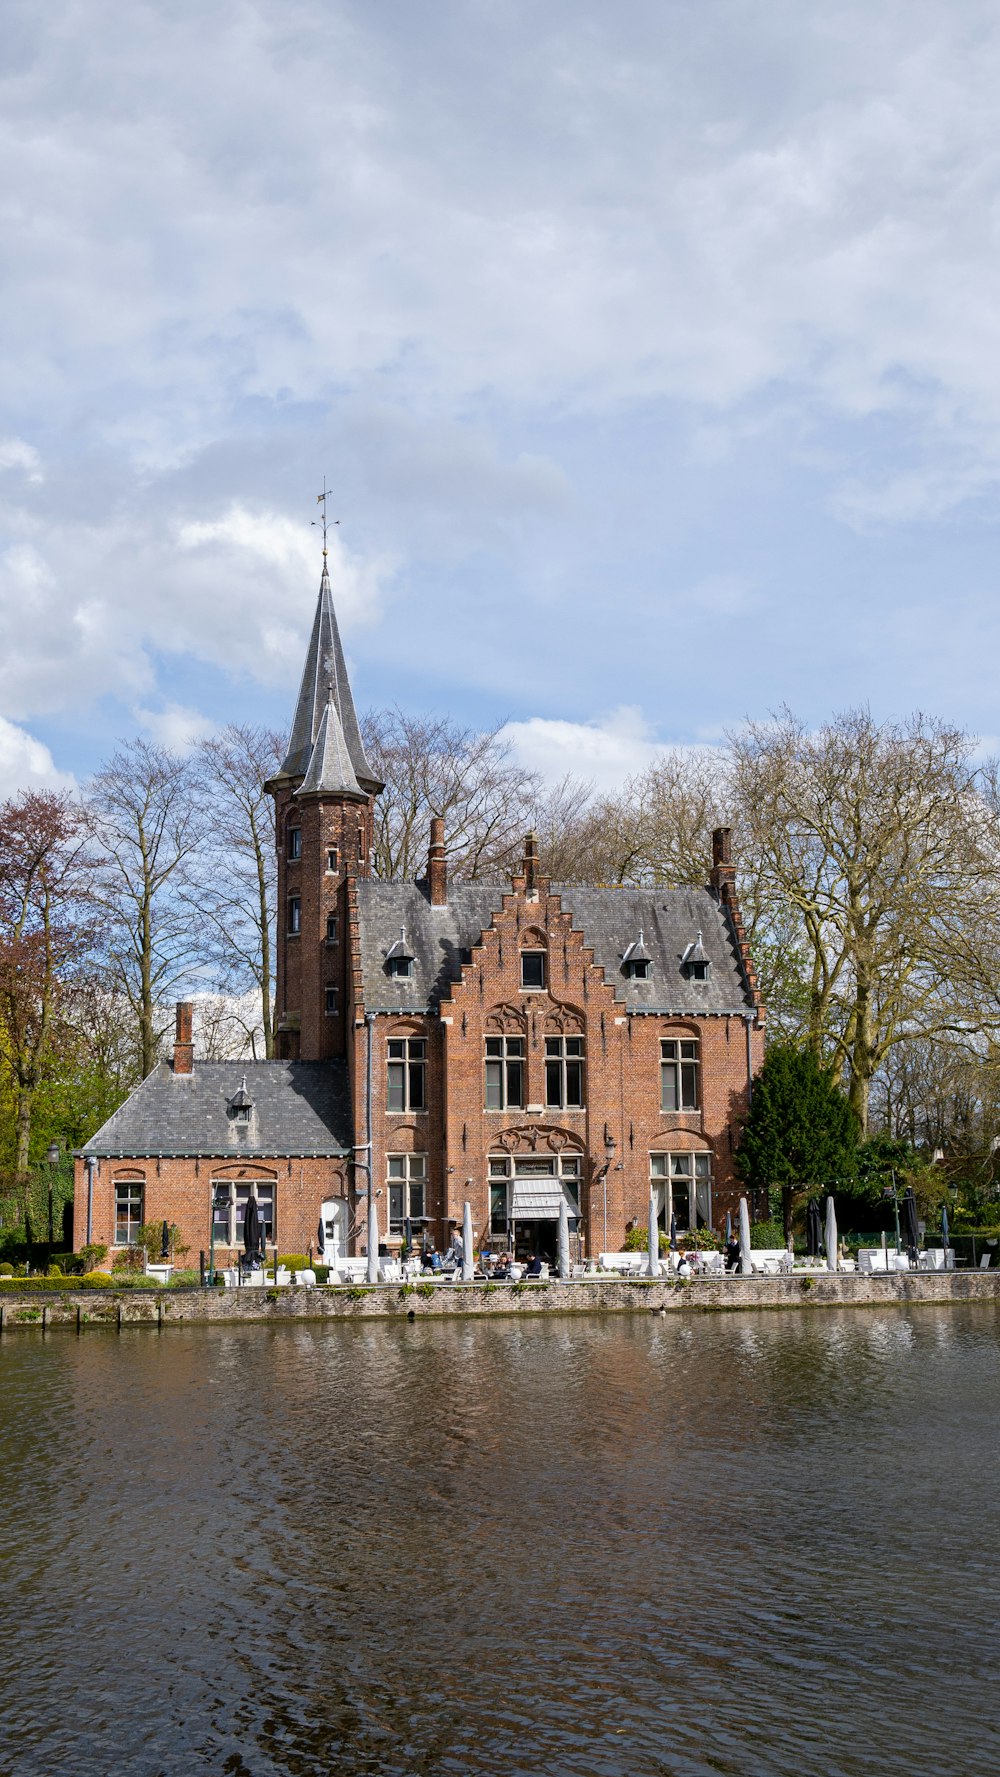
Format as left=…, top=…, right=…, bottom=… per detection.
left=447, top=1222, right=464, bottom=1269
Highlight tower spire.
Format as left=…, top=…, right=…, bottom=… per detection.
left=273, top=495, right=382, bottom=793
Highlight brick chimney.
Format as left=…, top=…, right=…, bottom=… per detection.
left=522, top=830, right=539, bottom=893
left=428, top=816, right=447, bottom=905
left=710, top=826, right=736, bottom=903
left=173, top=1001, right=194, bottom=1075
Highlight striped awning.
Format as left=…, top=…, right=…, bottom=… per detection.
left=511, top=1183, right=566, bottom=1220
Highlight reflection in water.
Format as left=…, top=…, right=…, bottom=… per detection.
left=2, top=1307, right=1000, bottom=1776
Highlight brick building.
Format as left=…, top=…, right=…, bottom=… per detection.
left=75, top=554, right=765, bottom=1266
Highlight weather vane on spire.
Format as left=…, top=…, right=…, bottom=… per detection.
left=312, top=477, right=339, bottom=557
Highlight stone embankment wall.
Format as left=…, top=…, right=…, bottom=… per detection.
left=2, top=1270, right=1000, bottom=1329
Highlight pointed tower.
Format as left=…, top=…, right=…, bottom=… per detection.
left=267, top=556, right=383, bottom=1061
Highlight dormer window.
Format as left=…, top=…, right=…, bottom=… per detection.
left=622, top=931, right=652, bottom=981
left=228, top=1079, right=254, bottom=1126
left=385, top=927, right=414, bottom=979
left=287, top=827, right=302, bottom=861
left=681, top=932, right=711, bottom=983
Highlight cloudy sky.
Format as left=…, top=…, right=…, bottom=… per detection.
left=4, top=0, right=1000, bottom=797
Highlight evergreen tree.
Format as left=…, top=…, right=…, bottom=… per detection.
left=736, top=1042, right=858, bottom=1233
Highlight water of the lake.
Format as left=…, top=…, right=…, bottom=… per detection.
left=1, top=1306, right=998, bottom=1777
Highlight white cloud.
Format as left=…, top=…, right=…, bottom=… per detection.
left=503, top=706, right=666, bottom=792
left=134, top=703, right=217, bottom=754
left=0, top=717, right=75, bottom=799
left=0, top=439, right=42, bottom=482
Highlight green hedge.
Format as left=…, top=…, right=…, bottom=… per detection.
left=749, top=1219, right=787, bottom=1248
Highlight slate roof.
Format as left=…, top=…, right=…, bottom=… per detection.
left=81, top=1060, right=351, bottom=1157
left=355, top=880, right=754, bottom=1014
left=275, top=563, right=379, bottom=791
left=297, top=692, right=362, bottom=798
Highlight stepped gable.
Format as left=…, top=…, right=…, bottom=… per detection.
left=81, top=1059, right=351, bottom=1157
left=354, top=879, right=754, bottom=1014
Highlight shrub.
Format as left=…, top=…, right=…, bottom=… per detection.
left=167, top=1268, right=201, bottom=1287
left=281, top=1254, right=310, bottom=1272
left=623, top=1226, right=670, bottom=1254
left=46, top=1264, right=64, bottom=1278
left=112, top=1246, right=145, bottom=1273
left=77, top=1244, right=108, bottom=1272
left=346, top=1286, right=374, bottom=1300
left=749, top=1219, right=787, bottom=1249
left=685, top=1227, right=723, bottom=1251
left=416, top=1281, right=435, bottom=1298
left=0, top=1263, right=12, bottom=1277
left=314, top=1265, right=330, bottom=1285
left=81, top=1271, right=114, bottom=1289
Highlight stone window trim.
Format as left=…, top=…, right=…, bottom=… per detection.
left=211, top=1176, right=277, bottom=1249
left=519, top=942, right=547, bottom=990
left=326, top=847, right=339, bottom=874
left=325, top=914, right=338, bottom=944
left=488, top=1151, right=582, bottom=1238
left=485, top=1034, right=525, bottom=1110
left=544, top=1034, right=585, bottom=1109
left=650, top=1149, right=713, bottom=1234
left=325, top=987, right=338, bottom=1016
left=387, top=1153, right=427, bottom=1233
left=287, top=895, right=302, bottom=936
left=660, top=1034, right=700, bottom=1113
left=113, top=1176, right=144, bottom=1247
left=386, top=1036, right=427, bottom=1113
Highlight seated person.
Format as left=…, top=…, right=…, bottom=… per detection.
left=422, top=1246, right=443, bottom=1272
left=525, top=1253, right=543, bottom=1277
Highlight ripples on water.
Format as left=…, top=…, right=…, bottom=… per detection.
left=2, top=1307, right=999, bottom=1777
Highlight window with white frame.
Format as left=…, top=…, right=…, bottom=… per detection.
left=211, top=1180, right=276, bottom=1248
left=545, top=1035, right=585, bottom=1108
left=387, top=1154, right=427, bottom=1233
left=660, top=1037, right=699, bottom=1111
left=488, top=1153, right=581, bottom=1238
left=326, top=847, right=339, bottom=873
left=485, top=1035, right=525, bottom=1109
left=114, top=1179, right=144, bottom=1245
left=650, top=1152, right=712, bottom=1232
left=387, top=1037, right=426, bottom=1111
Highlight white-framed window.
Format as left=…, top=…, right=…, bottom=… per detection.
left=485, top=1035, right=525, bottom=1109
left=661, top=1038, right=699, bottom=1111
left=326, top=847, right=338, bottom=873
left=326, top=914, right=338, bottom=944
left=387, top=1037, right=426, bottom=1111
left=325, top=988, right=337, bottom=1016
left=287, top=827, right=302, bottom=861
left=287, top=895, right=301, bottom=935
left=387, top=1154, right=427, bottom=1232
left=545, top=1035, right=585, bottom=1108
left=651, top=1152, right=712, bottom=1232
left=488, top=1153, right=581, bottom=1238
left=114, top=1179, right=144, bottom=1246
left=211, top=1180, right=276, bottom=1248
left=520, top=950, right=546, bottom=989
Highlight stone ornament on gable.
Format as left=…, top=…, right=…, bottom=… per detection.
left=485, top=1002, right=527, bottom=1034
left=496, top=1124, right=583, bottom=1155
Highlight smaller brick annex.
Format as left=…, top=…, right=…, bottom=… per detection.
left=75, top=555, right=765, bottom=1268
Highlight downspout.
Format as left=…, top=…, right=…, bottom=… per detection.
left=355, top=1011, right=378, bottom=1285
left=85, top=1156, right=96, bottom=1245
left=744, top=1015, right=754, bottom=1106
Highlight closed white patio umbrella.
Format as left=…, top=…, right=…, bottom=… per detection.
left=558, top=1195, right=571, bottom=1280
left=462, top=1200, right=475, bottom=1283
left=647, top=1193, right=660, bottom=1279
left=366, top=1193, right=380, bottom=1285
left=825, top=1195, right=838, bottom=1272
left=739, top=1197, right=752, bottom=1276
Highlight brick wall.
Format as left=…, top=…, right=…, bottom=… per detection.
left=72, top=1153, right=353, bottom=1263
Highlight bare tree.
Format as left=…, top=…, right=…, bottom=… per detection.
left=0, top=792, right=96, bottom=1177
left=361, top=708, right=542, bottom=881
left=189, top=724, right=283, bottom=1057
left=729, top=708, right=994, bottom=1132
left=86, top=742, right=207, bottom=1078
